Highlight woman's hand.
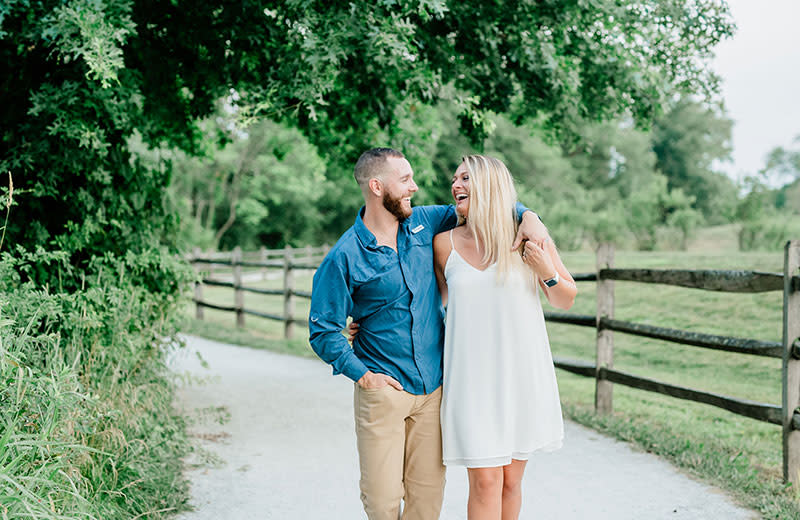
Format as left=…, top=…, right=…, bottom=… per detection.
left=522, top=237, right=578, bottom=310
left=521, top=240, right=557, bottom=280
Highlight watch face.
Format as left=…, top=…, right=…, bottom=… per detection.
left=544, top=272, right=559, bottom=287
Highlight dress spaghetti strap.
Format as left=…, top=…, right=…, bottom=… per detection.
left=449, top=229, right=455, bottom=253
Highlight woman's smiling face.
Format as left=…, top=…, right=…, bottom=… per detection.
left=451, top=162, right=471, bottom=217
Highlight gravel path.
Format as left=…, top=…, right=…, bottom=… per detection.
left=171, top=335, right=758, bottom=520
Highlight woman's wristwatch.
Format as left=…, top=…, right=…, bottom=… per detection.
left=543, top=272, right=560, bottom=287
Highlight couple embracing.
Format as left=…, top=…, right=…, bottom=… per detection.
left=309, top=148, right=577, bottom=519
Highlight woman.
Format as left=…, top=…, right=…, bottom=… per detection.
left=432, top=155, right=577, bottom=520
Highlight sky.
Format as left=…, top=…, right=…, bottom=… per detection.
left=711, top=0, right=800, bottom=186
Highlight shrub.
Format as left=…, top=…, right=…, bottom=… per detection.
left=0, top=248, right=192, bottom=519
left=739, top=213, right=800, bottom=252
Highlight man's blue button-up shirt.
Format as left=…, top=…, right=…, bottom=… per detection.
left=309, top=203, right=529, bottom=395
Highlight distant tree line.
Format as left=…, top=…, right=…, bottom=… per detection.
left=152, top=99, right=798, bottom=252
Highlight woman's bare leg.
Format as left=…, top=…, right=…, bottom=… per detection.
left=501, top=459, right=528, bottom=520
left=467, top=467, right=503, bottom=519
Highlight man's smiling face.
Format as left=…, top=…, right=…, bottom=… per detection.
left=380, top=157, right=418, bottom=221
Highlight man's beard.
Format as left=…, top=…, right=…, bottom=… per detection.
left=382, top=192, right=411, bottom=221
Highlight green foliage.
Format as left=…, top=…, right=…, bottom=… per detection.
left=42, top=0, right=135, bottom=88
left=0, top=249, right=193, bottom=519
left=774, top=180, right=800, bottom=215
left=651, top=99, right=737, bottom=223
left=666, top=205, right=702, bottom=250
left=626, top=175, right=667, bottom=250
left=624, top=174, right=699, bottom=250
left=735, top=175, right=799, bottom=251
left=2, top=0, right=735, bottom=268
left=762, top=136, right=800, bottom=189
left=739, top=214, right=800, bottom=252
left=158, top=96, right=743, bottom=253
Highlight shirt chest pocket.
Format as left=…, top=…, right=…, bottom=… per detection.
left=407, top=232, right=434, bottom=268
left=352, top=258, right=407, bottom=308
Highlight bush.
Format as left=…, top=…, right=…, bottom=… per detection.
left=0, top=248, right=192, bottom=519
left=739, top=213, right=800, bottom=251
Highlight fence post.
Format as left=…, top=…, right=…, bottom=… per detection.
left=782, top=240, right=800, bottom=484
left=193, top=247, right=204, bottom=320
left=595, top=243, right=615, bottom=414
left=320, top=244, right=331, bottom=265
left=259, top=246, right=267, bottom=280
left=284, top=245, right=295, bottom=339
left=233, top=247, right=244, bottom=328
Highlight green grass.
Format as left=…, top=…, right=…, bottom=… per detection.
left=185, top=250, right=800, bottom=518
left=1, top=280, right=190, bottom=520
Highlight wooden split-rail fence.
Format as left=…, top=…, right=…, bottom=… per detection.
left=190, top=245, right=329, bottom=339
left=190, top=240, right=800, bottom=484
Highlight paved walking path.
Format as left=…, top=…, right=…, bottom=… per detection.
left=171, top=335, right=758, bottom=520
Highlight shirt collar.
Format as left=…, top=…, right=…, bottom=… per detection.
left=354, top=207, right=379, bottom=250
left=354, top=206, right=410, bottom=251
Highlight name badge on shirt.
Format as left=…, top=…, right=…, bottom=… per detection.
left=411, top=224, right=425, bottom=234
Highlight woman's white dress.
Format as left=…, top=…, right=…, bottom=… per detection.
left=441, top=237, right=564, bottom=468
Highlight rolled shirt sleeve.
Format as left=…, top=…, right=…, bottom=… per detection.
left=515, top=201, right=530, bottom=221
left=309, top=254, right=369, bottom=383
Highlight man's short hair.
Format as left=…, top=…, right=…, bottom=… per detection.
left=354, top=148, right=405, bottom=187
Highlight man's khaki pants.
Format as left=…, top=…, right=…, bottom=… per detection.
left=354, top=384, right=446, bottom=520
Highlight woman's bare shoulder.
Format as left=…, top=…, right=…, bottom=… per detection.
left=433, top=229, right=454, bottom=259
left=433, top=231, right=450, bottom=253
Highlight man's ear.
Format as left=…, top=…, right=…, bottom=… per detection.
left=368, top=177, right=383, bottom=197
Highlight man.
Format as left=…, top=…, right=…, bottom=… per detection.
left=308, top=148, right=547, bottom=519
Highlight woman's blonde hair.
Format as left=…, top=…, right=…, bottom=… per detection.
left=459, top=154, right=527, bottom=281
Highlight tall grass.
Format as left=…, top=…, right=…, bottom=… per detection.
left=0, top=249, right=191, bottom=519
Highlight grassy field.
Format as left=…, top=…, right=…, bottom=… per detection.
left=183, top=247, right=800, bottom=518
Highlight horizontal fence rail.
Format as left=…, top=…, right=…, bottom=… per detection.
left=191, top=245, right=329, bottom=338
left=599, top=367, right=784, bottom=425
left=599, top=317, right=784, bottom=358
left=552, top=356, right=791, bottom=425
left=542, top=311, right=596, bottom=328
left=189, top=240, right=800, bottom=483
left=192, top=258, right=323, bottom=269
left=600, top=268, right=785, bottom=293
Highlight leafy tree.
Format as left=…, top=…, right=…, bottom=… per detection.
left=761, top=137, right=800, bottom=213
left=664, top=190, right=701, bottom=250
left=735, top=170, right=799, bottom=251
left=774, top=180, right=800, bottom=215
left=623, top=172, right=698, bottom=250
left=651, top=98, right=737, bottom=223
left=2, top=0, right=735, bottom=274
left=763, top=136, right=800, bottom=186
